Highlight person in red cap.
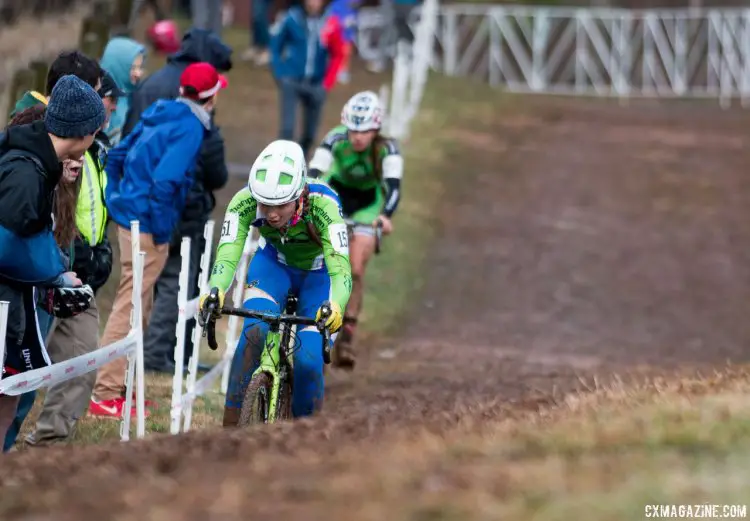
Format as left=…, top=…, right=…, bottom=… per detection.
left=89, top=62, right=228, bottom=418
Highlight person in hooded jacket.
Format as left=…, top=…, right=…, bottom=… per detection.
left=100, top=36, right=146, bottom=146
left=90, top=62, right=227, bottom=417
left=2, top=60, right=117, bottom=449
left=0, top=75, right=103, bottom=441
left=123, top=27, right=232, bottom=374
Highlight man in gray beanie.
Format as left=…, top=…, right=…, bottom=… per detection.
left=0, top=74, right=105, bottom=441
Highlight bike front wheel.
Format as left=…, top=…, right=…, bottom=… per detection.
left=238, top=373, right=293, bottom=426
left=276, top=380, right=293, bottom=421
left=238, top=373, right=272, bottom=426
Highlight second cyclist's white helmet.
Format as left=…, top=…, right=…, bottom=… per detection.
left=341, top=90, right=383, bottom=132
left=248, top=140, right=307, bottom=206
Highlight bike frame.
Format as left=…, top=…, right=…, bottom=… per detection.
left=203, top=289, right=331, bottom=423
left=251, top=295, right=296, bottom=423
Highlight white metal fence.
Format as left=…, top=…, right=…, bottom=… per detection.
left=358, top=5, right=750, bottom=107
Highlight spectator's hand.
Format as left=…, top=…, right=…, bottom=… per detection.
left=62, top=271, right=82, bottom=287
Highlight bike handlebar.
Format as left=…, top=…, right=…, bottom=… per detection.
left=201, top=288, right=333, bottom=363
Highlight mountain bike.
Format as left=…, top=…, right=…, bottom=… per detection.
left=201, top=287, right=332, bottom=426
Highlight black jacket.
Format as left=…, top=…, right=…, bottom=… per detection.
left=0, top=121, right=62, bottom=240
left=0, top=121, right=64, bottom=354
left=123, top=28, right=232, bottom=238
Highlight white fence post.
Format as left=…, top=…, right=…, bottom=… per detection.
left=220, top=232, right=258, bottom=395
left=134, top=250, right=147, bottom=439
left=182, top=220, right=214, bottom=432
left=121, top=220, right=147, bottom=441
left=0, top=301, right=8, bottom=383
left=170, top=237, right=192, bottom=434
left=359, top=5, right=750, bottom=106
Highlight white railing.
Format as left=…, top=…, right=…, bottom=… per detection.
left=0, top=220, right=148, bottom=441
left=169, top=222, right=259, bottom=434
left=359, top=4, right=750, bottom=107
left=0, top=220, right=262, bottom=440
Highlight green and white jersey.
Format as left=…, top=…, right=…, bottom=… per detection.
left=209, top=180, right=352, bottom=311
left=309, top=125, right=403, bottom=191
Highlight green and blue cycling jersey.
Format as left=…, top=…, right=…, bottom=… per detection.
left=308, top=125, right=404, bottom=224
left=208, top=179, right=352, bottom=313
left=210, top=180, right=352, bottom=417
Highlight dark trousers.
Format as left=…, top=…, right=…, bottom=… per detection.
left=2, top=306, right=54, bottom=452
left=3, top=391, right=35, bottom=452
left=143, top=227, right=204, bottom=371
left=251, top=0, right=273, bottom=48
left=278, top=79, right=327, bottom=158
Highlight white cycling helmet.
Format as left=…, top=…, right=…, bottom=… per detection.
left=341, top=90, right=382, bottom=132
left=248, top=140, right=307, bottom=206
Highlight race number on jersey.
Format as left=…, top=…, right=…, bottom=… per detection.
left=219, top=213, right=239, bottom=245
left=328, top=223, right=349, bottom=255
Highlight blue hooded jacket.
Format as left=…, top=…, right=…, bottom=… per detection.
left=105, top=98, right=210, bottom=245
left=101, top=37, right=146, bottom=146
left=270, top=7, right=330, bottom=84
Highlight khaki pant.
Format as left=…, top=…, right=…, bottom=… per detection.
left=93, top=226, right=169, bottom=401
left=25, top=299, right=99, bottom=446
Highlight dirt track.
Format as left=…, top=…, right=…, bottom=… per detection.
left=2, top=96, right=750, bottom=519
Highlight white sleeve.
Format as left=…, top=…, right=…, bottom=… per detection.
left=309, top=147, right=334, bottom=173
left=382, top=154, right=404, bottom=180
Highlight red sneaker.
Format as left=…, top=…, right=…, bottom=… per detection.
left=88, top=397, right=151, bottom=419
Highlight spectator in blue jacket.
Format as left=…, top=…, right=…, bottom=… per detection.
left=123, top=27, right=232, bottom=375
left=270, top=0, right=334, bottom=157
left=91, top=62, right=227, bottom=414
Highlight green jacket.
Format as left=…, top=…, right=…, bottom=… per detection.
left=10, top=90, right=47, bottom=118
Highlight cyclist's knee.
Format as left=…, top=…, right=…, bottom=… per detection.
left=243, top=287, right=277, bottom=306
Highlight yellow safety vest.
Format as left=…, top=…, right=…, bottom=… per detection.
left=75, top=151, right=108, bottom=245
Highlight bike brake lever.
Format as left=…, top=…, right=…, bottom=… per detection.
left=322, top=328, right=331, bottom=365
left=319, top=303, right=332, bottom=364
left=374, top=221, right=383, bottom=255
left=206, top=313, right=219, bottom=350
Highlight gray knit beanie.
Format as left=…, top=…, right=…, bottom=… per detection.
left=45, top=75, right=106, bottom=138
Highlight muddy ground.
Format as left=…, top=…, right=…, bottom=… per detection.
left=2, top=79, right=750, bottom=518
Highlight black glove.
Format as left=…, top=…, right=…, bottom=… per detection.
left=42, top=285, right=95, bottom=319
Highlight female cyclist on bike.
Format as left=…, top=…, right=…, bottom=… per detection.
left=308, top=90, right=403, bottom=369
left=199, top=139, right=351, bottom=425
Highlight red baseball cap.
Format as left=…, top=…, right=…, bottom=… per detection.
left=179, top=62, right=228, bottom=100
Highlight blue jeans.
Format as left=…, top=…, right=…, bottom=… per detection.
left=2, top=307, right=54, bottom=452
left=252, top=0, right=273, bottom=48
left=278, top=78, right=327, bottom=158
left=225, top=247, right=332, bottom=420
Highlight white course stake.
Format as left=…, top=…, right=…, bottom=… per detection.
left=121, top=220, right=145, bottom=441
left=219, top=232, right=257, bottom=395
left=170, top=237, right=192, bottom=434
left=182, top=220, right=214, bottom=432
